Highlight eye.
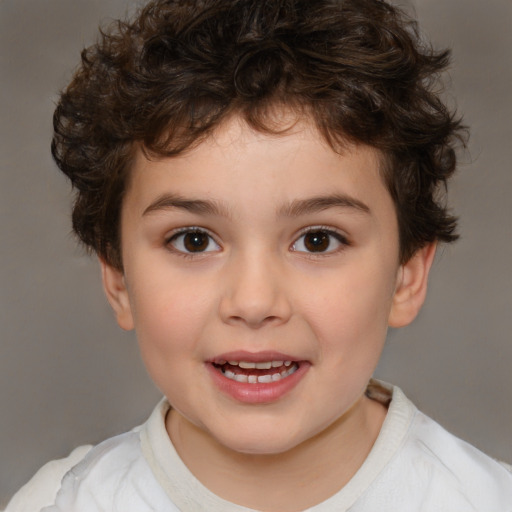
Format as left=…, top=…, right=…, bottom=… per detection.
left=168, top=229, right=220, bottom=254
left=291, top=228, right=348, bottom=254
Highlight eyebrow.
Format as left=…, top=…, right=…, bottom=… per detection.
left=278, top=194, right=370, bottom=217
left=143, top=194, right=231, bottom=217
left=142, top=192, right=370, bottom=218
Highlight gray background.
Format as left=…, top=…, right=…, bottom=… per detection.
left=1, top=0, right=511, bottom=506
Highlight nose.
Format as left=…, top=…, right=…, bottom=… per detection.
left=219, top=250, right=292, bottom=328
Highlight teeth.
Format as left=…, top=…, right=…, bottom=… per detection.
left=255, top=361, right=272, bottom=369
left=221, top=363, right=299, bottom=384
left=223, top=360, right=288, bottom=368
left=238, top=361, right=273, bottom=370
left=238, top=361, right=256, bottom=369
left=282, top=365, right=297, bottom=378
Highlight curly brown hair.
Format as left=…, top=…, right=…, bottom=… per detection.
left=52, top=0, right=465, bottom=270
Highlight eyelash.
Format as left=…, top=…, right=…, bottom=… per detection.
left=165, top=227, right=220, bottom=257
left=165, top=226, right=350, bottom=257
left=291, top=226, right=350, bottom=255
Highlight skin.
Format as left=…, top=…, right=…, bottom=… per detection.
left=102, top=115, right=435, bottom=511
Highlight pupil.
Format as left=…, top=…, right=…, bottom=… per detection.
left=305, top=232, right=329, bottom=252
left=184, top=232, right=208, bottom=252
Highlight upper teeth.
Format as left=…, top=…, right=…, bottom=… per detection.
left=226, top=360, right=291, bottom=369
left=222, top=362, right=299, bottom=384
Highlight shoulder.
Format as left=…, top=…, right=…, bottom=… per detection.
left=354, top=385, right=512, bottom=512
left=4, top=445, right=92, bottom=512
left=408, top=409, right=512, bottom=492
left=387, top=388, right=512, bottom=510
left=4, top=401, right=177, bottom=512
left=5, top=431, right=173, bottom=512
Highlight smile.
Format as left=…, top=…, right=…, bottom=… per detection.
left=207, top=353, right=310, bottom=403
left=213, top=360, right=299, bottom=384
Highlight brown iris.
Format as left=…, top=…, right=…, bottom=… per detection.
left=304, top=231, right=330, bottom=252
left=183, top=231, right=209, bottom=252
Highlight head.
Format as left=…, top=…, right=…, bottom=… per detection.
left=52, top=0, right=464, bottom=272
left=52, top=0, right=465, bottom=455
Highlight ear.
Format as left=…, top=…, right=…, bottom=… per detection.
left=388, top=243, right=437, bottom=328
left=100, top=259, right=134, bottom=331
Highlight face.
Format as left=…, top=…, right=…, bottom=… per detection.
left=103, top=116, right=432, bottom=456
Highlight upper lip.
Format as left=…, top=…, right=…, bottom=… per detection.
left=208, top=350, right=304, bottom=364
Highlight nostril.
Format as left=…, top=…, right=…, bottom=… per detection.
left=227, top=314, right=281, bottom=328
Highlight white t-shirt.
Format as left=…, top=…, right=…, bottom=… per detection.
left=5, top=383, right=512, bottom=511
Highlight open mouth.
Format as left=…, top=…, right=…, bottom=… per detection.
left=212, top=360, right=299, bottom=384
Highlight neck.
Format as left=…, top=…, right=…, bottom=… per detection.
left=166, top=395, right=387, bottom=511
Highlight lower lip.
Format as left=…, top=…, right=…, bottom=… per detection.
left=206, top=362, right=310, bottom=404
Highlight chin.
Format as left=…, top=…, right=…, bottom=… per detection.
left=223, top=437, right=300, bottom=456
left=208, top=420, right=310, bottom=456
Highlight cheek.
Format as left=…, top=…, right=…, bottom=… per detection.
left=303, top=266, right=395, bottom=358
left=132, top=290, right=208, bottom=400
left=129, top=278, right=214, bottom=363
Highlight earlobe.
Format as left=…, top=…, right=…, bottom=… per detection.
left=100, top=259, right=135, bottom=331
left=388, top=243, right=437, bottom=328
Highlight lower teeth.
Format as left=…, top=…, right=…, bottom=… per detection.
left=222, top=364, right=298, bottom=384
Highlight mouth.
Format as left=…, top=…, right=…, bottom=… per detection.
left=212, top=360, right=299, bottom=384
left=207, top=353, right=309, bottom=403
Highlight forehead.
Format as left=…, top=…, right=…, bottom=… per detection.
left=131, top=115, right=385, bottom=179
left=127, top=115, right=388, bottom=204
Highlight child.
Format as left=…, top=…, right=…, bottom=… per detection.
left=5, top=0, right=511, bottom=510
